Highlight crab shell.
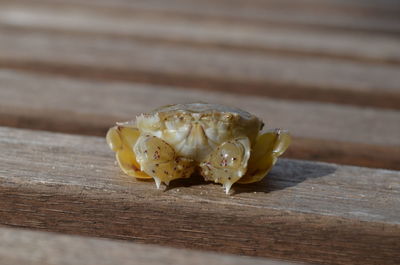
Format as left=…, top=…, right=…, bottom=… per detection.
left=136, top=103, right=262, bottom=162
left=107, top=103, right=291, bottom=194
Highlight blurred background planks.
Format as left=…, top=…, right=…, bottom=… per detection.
left=1, top=0, right=400, bottom=109
left=0, top=0, right=399, bottom=170
left=0, top=0, right=400, bottom=169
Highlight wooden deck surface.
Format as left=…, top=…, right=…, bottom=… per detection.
left=0, top=0, right=399, bottom=264
left=0, top=127, right=399, bottom=265
left=0, top=226, right=298, bottom=265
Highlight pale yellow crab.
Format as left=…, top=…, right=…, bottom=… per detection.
left=106, top=103, right=291, bottom=194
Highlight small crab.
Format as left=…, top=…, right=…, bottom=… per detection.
left=106, top=103, right=291, bottom=194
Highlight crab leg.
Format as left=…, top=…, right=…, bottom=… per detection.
left=238, top=129, right=291, bottom=184
left=199, top=137, right=251, bottom=194
left=106, top=126, right=152, bottom=179
left=134, top=135, right=195, bottom=188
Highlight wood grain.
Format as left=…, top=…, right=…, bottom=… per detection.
left=0, top=226, right=297, bottom=265
left=1, top=70, right=399, bottom=170
left=5, top=0, right=400, bottom=36
left=0, top=22, right=399, bottom=109
left=0, top=1, right=399, bottom=264
left=1, top=1, right=400, bottom=65
left=0, top=126, right=399, bottom=265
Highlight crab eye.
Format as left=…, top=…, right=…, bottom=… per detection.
left=222, top=113, right=233, bottom=121
left=174, top=113, right=191, bottom=124
left=136, top=114, right=161, bottom=132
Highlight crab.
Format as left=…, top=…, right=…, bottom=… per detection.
left=106, top=103, right=291, bottom=194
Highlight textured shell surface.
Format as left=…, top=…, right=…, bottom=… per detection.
left=135, top=103, right=262, bottom=162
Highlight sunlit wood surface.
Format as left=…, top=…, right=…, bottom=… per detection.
left=0, top=0, right=399, bottom=264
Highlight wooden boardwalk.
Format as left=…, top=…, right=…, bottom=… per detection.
left=0, top=0, right=399, bottom=264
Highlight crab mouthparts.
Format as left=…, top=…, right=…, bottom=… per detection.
left=187, top=123, right=208, bottom=147
left=174, top=122, right=213, bottom=162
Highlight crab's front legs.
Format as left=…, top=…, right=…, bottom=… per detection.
left=199, top=137, right=251, bottom=194
left=238, top=129, right=291, bottom=184
left=134, top=135, right=196, bottom=189
left=106, top=126, right=151, bottom=179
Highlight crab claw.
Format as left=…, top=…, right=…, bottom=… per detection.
left=154, top=176, right=162, bottom=189
left=200, top=137, right=251, bottom=195
left=134, top=134, right=196, bottom=188
left=223, top=182, right=234, bottom=195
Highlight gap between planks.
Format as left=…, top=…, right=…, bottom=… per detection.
left=0, top=127, right=399, bottom=265
left=0, top=70, right=399, bottom=170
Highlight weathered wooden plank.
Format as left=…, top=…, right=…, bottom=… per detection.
left=1, top=70, right=399, bottom=170
left=1, top=2, right=400, bottom=65
left=1, top=26, right=399, bottom=110
left=0, top=227, right=297, bottom=265
left=0, top=127, right=399, bottom=265
left=6, top=0, right=400, bottom=36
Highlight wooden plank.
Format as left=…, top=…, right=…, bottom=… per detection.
left=0, top=26, right=399, bottom=110
left=1, top=70, right=399, bottom=170
left=0, top=227, right=297, bottom=265
left=1, top=2, right=400, bottom=66
left=0, top=127, right=399, bottom=265
left=6, top=0, right=400, bottom=36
